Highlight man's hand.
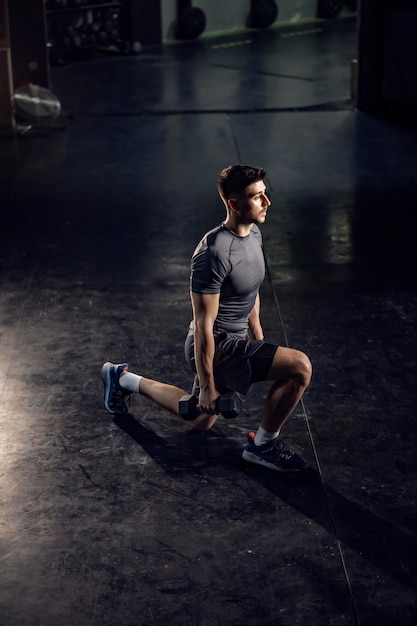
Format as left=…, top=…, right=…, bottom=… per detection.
left=198, top=386, right=221, bottom=415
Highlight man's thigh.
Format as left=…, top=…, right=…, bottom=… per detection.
left=214, top=336, right=277, bottom=393
left=248, top=342, right=278, bottom=382
left=265, top=346, right=311, bottom=381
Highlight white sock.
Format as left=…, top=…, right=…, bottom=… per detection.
left=254, top=426, right=280, bottom=446
left=119, top=371, right=142, bottom=394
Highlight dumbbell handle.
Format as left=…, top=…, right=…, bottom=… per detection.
left=178, top=393, right=241, bottom=420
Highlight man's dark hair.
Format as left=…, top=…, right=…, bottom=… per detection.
left=218, top=164, right=267, bottom=200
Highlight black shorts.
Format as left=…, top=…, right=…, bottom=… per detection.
left=184, top=329, right=278, bottom=395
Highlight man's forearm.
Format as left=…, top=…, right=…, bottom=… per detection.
left=194, top=324, right=216, bottom=391
left=247, top=321, right=264, bottom=340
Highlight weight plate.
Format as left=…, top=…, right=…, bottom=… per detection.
left=251, top=0, right=279, bottom=28
left=178, top=7, right=206, bottom=40
left=13, top=84, right=62, bottom=120
left=317, top=0, right=344, bottom=19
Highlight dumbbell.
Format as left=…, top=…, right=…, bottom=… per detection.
left=178, top=392, right=242, bottom=420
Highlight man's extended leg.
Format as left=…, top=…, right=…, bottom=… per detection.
left=242, top=347, right=312, bottom=472
left=101, top=362, right=218, bottom=431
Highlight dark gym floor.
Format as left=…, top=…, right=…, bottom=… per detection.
left=1, top=15, right=417, bottom=626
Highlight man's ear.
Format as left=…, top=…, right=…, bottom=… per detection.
left=227, top=198, right=239, bottom=212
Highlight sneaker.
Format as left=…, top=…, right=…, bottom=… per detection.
left=102, top=361, right=130, bottom=415
left=242, top=432, right=308, bottom=472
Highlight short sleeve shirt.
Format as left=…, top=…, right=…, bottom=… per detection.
left=190, top=223, right=265, bottom=337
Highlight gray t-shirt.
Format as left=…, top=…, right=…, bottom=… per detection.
left=190, top=223, right=265, bottom=338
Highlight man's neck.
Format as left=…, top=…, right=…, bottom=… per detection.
left=223, top=217, right=254, bottom=238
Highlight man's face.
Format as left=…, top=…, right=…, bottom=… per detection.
left=232, top=180, right=271, bottom=225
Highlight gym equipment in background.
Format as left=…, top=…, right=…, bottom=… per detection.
left=345, top=0, right=358, bottom=11
left=13, top=83, right=62, bottom=129
left=317, top=0, right=344, bottom=19
left=250, top=0, right=279, bottom=29
left=46, top=0, right=124, bottom=63
left=176, top=1, right=206, bottom=40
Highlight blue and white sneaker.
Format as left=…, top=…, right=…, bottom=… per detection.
left=102, top=361, right=130, bottom=415
left=242, top=432, right=308, bottom=472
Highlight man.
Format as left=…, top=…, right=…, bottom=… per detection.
left=102, top=165, right=312, bottom=472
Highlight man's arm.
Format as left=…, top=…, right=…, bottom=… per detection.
left=190, top=291, right=221, bottom=414
left=247, top=292, right=264, bottom=340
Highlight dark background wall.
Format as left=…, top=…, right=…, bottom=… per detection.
left=0, top=0, right=13, bottom=127
left=358, top=0, right=417, bottom=115
left=7, top=0, right=50, bottom=90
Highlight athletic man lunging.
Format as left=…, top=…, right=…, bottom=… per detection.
left=102, top=165, right=312, bottom=471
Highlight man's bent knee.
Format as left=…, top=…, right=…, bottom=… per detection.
left=269, top=347, right=312, bottom=387
left=295, top=351, right=312, bottom=388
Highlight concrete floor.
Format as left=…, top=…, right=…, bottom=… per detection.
left=1, top=15, right=417, bottom=626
